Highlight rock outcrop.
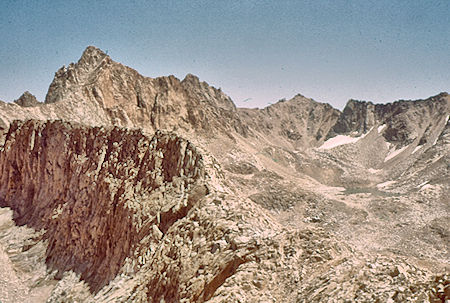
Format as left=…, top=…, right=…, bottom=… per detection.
left=0, top=46, right=248, bottom=143
left=0, top=119, right=207, bottom=292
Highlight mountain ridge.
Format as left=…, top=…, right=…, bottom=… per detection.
left=0, top=46, right=448, bottom=302
left=2, top=46, right=448, bottom=149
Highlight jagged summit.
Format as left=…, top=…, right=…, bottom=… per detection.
left=10, top=46, right=246, bottom=137
left=1, top=46, right=448, bottom=148
left=44, top=46, right=111, bottom=104
left=182, top=73, right=200, bottom=82
left=78, top=45, right=109, bottom=67
left=343, top=92, right=450, bottom=108
left=328, top=93, right=450, bottom=139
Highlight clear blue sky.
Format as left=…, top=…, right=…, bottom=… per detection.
left=1, top=0, right=449, bottom=109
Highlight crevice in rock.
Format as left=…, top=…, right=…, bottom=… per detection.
left=198, top=256, right=247, bottom=302
left=136, top=93, right=146, bottom=108
left=158, top=185, right=209, bottom=235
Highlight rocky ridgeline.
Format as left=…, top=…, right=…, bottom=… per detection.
left=43, top=46, right=247, bottom=136
left=238, top=94, right=341, bottom=149
left=0, top=120, right=445, bottom=302
left=0, top=119, right=207, bottom=292
left=0, top=46, right=248, bottom=142
left=0, top=119, right=347, bottom=302
left=1, top=46, right=448, bottom=152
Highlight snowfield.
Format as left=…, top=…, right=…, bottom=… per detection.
left=319, top=135, right=361, bottom=149
left=384, top=145, right=408, bottom=162
left=377, top=124, right=386, bottom=133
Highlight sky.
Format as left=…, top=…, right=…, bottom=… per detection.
left=0, top=0, right=449, bottom=109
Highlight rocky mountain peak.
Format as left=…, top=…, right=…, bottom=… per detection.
left=327, top=99, right=377, bottom=137
left=239, top=93, right=341, bottom=149
left=327, top=93, right=450, bottom=142
left=45, top=46, right=111, bottom=104
left=78, top=45, right=109, bottom=67
left=182, top=73, right=200, bottom=83
left=36, top=46, right=248, bottom=137
left=344, top=99, right=376, bottom=113
left=14, top=91, right=40, bottom=107
left=438, top=91, right=449, bottom=98
left=181, top=73, right=237, bottom=112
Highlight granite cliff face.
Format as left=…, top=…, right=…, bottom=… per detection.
left=0, top=46, right=448, bottom=302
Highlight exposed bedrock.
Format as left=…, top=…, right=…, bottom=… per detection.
left=0, top=119, right=207, bottom=292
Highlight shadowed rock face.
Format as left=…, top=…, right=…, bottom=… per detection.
left=0, top=119, right=206, bottom=291
left=14, top=91, right=41, bottom=107
left=328, top=99, right=377, bottom=137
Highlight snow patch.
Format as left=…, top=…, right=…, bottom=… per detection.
left=366, top=126, right=375, bottom=134
left=419, top=184, right=434, bottom=191
left=376, top=180, right=395, bottom=189
left=432, top=137, right=438, bottom=146
left=368, top=168, right=381, bottom=174
left=412, top=145, right=422, bottom=154
left=384, top=145, right=408, bottom=162
left=416, top=181, right=429, bottom=188
left=319, top=131, right=371, bottom=150
left=318, top=135, right=361, bottom=149
left=377, top=124, right=386, bottom=133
